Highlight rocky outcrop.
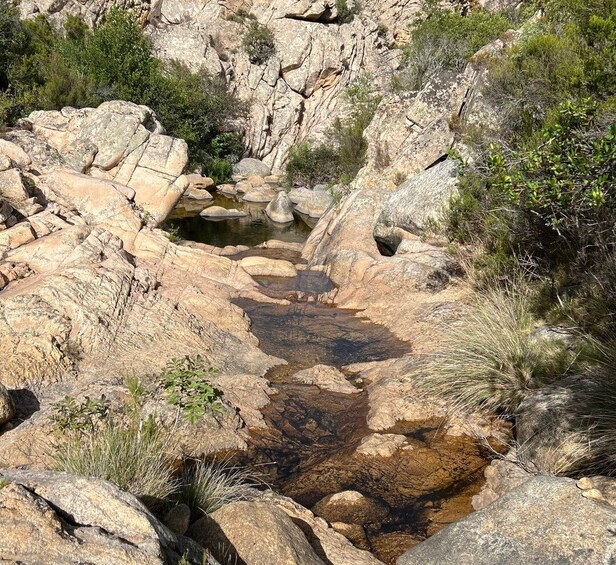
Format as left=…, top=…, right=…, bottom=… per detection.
left=397, top=476, right=616, bottom=565
left=20, top=102, right=188, bottom=224
left=0, top=469, right=209, bottom=565
left=373, top=160, right=458, bottom=252
left=20, top=1, right=398, bottom=171
left=0, top=104, right=282, bottom=469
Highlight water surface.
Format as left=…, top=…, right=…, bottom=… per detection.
left=168, top=194, right=312, bottom=248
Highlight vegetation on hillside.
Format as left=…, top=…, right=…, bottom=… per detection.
left=407, top=0, right=615, bottom=477
left=393, top=2, right=513, bottom=92
left=0, top=3, right=245, bottom=181
left=285, top=75, right=380, bottom=187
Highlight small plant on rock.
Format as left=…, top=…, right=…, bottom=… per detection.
left=51, top=395, right=110, bottom=433
left=242, top=21, right=276, bottom=65
left=53, top=414, right=177, bottom=508
left=162, top=356, right=224, bottom=424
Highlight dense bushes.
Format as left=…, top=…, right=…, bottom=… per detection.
left=285, top=76, right=380, bottom=187
left=0, top=4, right=245, bottom=175
left=444, top=0, right=615, bottom=333
left=393, top=3, right=512, bottom=92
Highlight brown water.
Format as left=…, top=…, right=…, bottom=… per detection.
left=164, top=205, right=494, bottom=563
left=233, top=289, right=492, bottom=563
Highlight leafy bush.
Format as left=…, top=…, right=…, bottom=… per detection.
left=162, top=356, right=223, bottom=424
left=393, top=4, right=511, bottom=92
left=203, top=157, right=234, bottom=185
left=53, top=415, right=176, bottom=508
left=51, top=395, right=110, bottom=433
left=414, top=283, right=578, bottom=415
left=285, top=143, right=343, bottom=187
left=242, top=21, right=276, bottom=65
left=0, top=8, right=245, bottom=170
left=175, top=460, right=259, bottom=516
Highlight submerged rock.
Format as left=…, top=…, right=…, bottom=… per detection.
left=199, top=206, right=247, bottom=219
left=356, top=433, right=407, bottom=458
left=292, top=365, right=360, bottom=395
left=313, top=490, right=391, bottom=527
left=266, top=192, right=295, bottom=224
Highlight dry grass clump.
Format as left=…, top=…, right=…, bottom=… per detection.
left=175, top=459, right=262, bottom=516
left=52, top=416, right=177, bottom=507
left=569, top=348, right=616, bottom=477
left=415, top=284, right=575, bottom=416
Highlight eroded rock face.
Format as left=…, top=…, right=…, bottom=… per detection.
left=0, top=469, right=203, bottom=565
left=0, top=106, right=281, bottom=468
left=22, top=102, right=188, bottom=224
left=20, top=1, right=398, bottom=171
left=397, top=476, right=616, bottom=565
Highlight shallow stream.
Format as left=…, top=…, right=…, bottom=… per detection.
left=181, top=209, right=491, bottom=563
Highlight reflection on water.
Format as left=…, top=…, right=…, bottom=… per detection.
left=167, top=194, right=313, bottom=248
left=233, top=298, right=410, bottom=368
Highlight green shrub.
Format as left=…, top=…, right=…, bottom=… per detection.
left=53, top=416, right=176, bottom=508
left=242, top=21, right=276, bottom=65
left=51, top=395, right=110, bottom=433
left=414, top=283, right=578, bottom=415
left=286, top=77, right=380, bottom=186
left=203, top=157, right=233, bottom=185
left=162, top=356, right=223, bottom=425
left=393, top=4, right=512, bottom=92
left=285, top=143, right=343, bottom=187
left=0, top=9, right=245, bottom=171
left=175, top=460, right=259, bottom=516
left=336, top=0, right=360, bottom=24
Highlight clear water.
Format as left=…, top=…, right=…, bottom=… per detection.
left=167, top=194, right=313, bottom=248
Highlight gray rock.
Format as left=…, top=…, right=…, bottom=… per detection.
left=295, top=190, right=334, bottom=219
left=374, top=160, right=458, bottom=251
left=0, top=382, right=15, bottom=426
left=266, top=191, right=294, bottom=223
left=312, top=491, right=390, bottom=526
left=164, top=503, right=191, bottom=536
left=233, top=158, right=271, bottom=178
left=0, top=469, right=205, bottom=565
left=397, top=476, right=616, bottom=565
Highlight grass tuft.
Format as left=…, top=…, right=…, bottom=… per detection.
left=414, top=283, right=576, bottom=416
left=176, top=459, right=262, bottom=516
left=52, top=416, right=177, bottom=508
